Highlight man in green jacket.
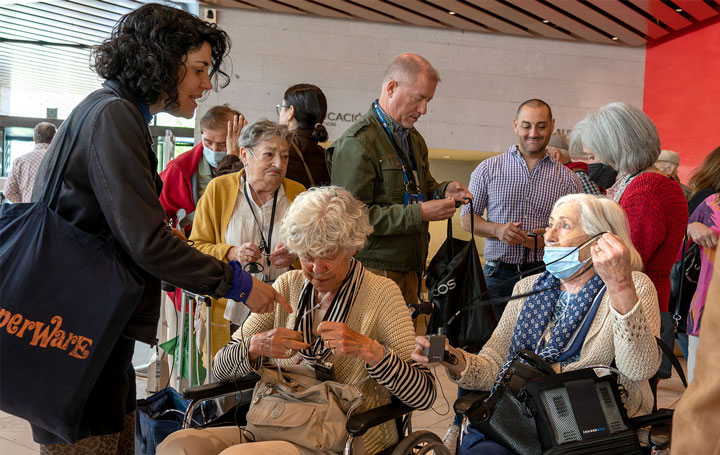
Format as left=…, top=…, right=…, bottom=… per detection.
left=327, top=53, right=471, bottom=314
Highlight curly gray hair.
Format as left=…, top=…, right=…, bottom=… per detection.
left=280, top=186, right=373, bottom=259
left=238, top=119, right=292, bottom=150
left=569, top=102, right=660, bottom=175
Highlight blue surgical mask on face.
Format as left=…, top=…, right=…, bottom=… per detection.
left=543, top=247, right=591, bottom=280
left=203, top=145, right=225, bottom=168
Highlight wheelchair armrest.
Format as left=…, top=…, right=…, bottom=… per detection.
left=346, top=401, right=415, bottom=437
left=453, top=391, right=490, bottom=418
left=182, top=372, right=261, bottom=401
left=628, top=408, right=674, bottom=430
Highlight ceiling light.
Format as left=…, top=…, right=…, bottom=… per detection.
left=442, top=155, right=451, bottom=159
left=542, top=19, right=549, bottom=23
left=612, top=36, right=619, bottom=40
left=675, top=8, right=683, bottom=12
left=448, top=11, right=456, bottom=15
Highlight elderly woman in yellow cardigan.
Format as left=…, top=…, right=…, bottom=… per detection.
left=190, top=119, right=305, bottom=364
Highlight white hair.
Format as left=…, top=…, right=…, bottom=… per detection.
left=552, top=193, right=643, bottom=271
left=569, top=102, right=660, bottom=174
left=280, top=186, right=373, bottom=258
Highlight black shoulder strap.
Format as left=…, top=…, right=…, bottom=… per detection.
left=39, top=97, right=107, bottom=207
left=674, top=234, right=689, bottom=316
left=656, top=336, right=687, bottom=388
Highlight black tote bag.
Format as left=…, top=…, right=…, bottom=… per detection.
left=0, top=98, right=144, bottom=443
left=426, top=202, right=496, bottom=353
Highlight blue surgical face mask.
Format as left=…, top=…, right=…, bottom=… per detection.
left=543, top=247, right=591, bottom=280
left=203, top=145, right=225, bottom=168
left=543, top=234, right=600, bottom=280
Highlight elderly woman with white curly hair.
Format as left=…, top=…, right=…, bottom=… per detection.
left=413, top=194, right=661, bottom=455
left=160, top=186, right=436, bottom=455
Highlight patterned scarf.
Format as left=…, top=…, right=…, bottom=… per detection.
left=494, top=272, right=605, bottom=386
left=293, top=258, right=365, bottom=361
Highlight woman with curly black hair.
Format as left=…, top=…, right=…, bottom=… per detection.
left=30, top=4, right=290, bottom=454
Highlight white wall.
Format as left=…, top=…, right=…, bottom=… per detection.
left=199, top=7, right=646, bottom=153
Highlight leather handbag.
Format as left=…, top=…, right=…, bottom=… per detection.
left=468, top=351, right=547, bottom=454
left=669, top=236, right=701, bottom=332
left=0, top=98, right=145, bottom=443
left=245, top=366, right=364, bottom=452
left=469, top=350, right=643, bottom=455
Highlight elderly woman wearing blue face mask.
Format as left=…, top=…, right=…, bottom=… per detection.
left=413, top=193, right=662, bottom=455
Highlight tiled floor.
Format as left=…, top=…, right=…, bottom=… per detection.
left=0, top=360, right=687, bottom=453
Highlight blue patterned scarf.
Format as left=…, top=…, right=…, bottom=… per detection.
left=494, top=272, right=605, bottom=386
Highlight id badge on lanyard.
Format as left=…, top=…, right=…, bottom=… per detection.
left=373, top=101, right=425, bottom=206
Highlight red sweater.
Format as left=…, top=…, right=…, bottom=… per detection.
left=159, top=143, right=204, bottom=235
left=620, top=173, right=688, bottom=312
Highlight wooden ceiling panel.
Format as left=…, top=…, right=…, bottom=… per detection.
left=392, top=0, right=489, bottom=32
left=354, top=1, right=442, bottom=28
left=546, top=0, right=646, bottom=46
left=313, top=1, right=401, bottom=24
left=505, top=0, right=617, bottom=44
left=628, top=0, right=693, bottom=30
left=423, top=0, right=533, bottom=35
left=670, top=0, right=718, bottom=22
left=585, top=0, right=668, bottom=39
left=455, top=0, right=572, bottom=40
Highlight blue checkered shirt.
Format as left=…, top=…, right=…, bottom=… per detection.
left=461, top=145, right=582, bottom=263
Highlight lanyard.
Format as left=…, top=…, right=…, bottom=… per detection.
left=243, top=179, right=278, bottom=257
left=372, top=101, right=420, bottom=194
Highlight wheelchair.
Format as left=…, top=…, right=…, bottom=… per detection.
left=180, top=371, right=453, bottom=455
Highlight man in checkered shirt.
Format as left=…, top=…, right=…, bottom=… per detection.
left=460, top=99, right=582, bottom=319
left=4, top=122, right=57, bottom=203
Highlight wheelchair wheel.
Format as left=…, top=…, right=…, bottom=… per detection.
left=391, top=430, right=452, bottom=455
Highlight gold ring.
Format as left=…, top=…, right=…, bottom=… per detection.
left=595, top=246, right=602, bottom=254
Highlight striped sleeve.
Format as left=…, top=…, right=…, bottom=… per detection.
left=366, top=350, right=436, bottom=410
left=212, top=335, right=263, bottom=381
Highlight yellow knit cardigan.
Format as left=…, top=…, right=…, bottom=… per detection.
left=189, top=169, right=305, bottom=363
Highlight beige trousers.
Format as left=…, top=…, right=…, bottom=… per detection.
left=671, top=253, right=720, bottom=454
left=157, top=426, right=334, bottom=455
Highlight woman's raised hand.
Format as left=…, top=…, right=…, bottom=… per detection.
left=269, top=243, right=297, bottom=268
left=227, top=242, right=262, bottom=265
left=590, top=232, right=638, bottom=314
left=226, top=114, right=247, bottom=157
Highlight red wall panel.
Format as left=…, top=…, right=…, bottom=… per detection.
left=644, top=18, right=720, bottom=182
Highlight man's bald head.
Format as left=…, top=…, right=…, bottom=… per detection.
left=382, top=53, right=440, bottom=87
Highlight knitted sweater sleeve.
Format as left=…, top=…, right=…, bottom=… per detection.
left=365, top=278, right=436, bottom=410
left=610, top=272, right=662, bottom=382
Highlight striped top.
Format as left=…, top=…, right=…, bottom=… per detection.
left=213, top=269, right=436, bottom=454
left=461, top=145, right=582, bottom=263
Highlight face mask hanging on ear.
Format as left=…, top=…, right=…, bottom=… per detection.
left=203, top=145, right=225, bottom=168
left=543, top=234, right=602, bottom=280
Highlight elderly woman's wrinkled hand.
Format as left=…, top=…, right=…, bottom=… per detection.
left=248, top=327, right=309, bottom=362
left=410, top=336, right=465, bottom=375
left=226, top=114, right=247, bottom=157
left=227, top=242, right=262, bottom=264
left=591, top=232, right=638, bottom=314
left=269, top=243, right=297, bottom=268
left=317, top=321, right=384, bottom=366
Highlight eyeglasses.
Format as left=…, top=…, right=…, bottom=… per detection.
left=275, top=104, right=290, bottom=116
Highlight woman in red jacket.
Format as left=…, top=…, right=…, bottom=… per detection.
left=570, top=102, right=687, bottom=379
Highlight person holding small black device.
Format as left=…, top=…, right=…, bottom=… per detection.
left=414, top=194, right=661, bottom=455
